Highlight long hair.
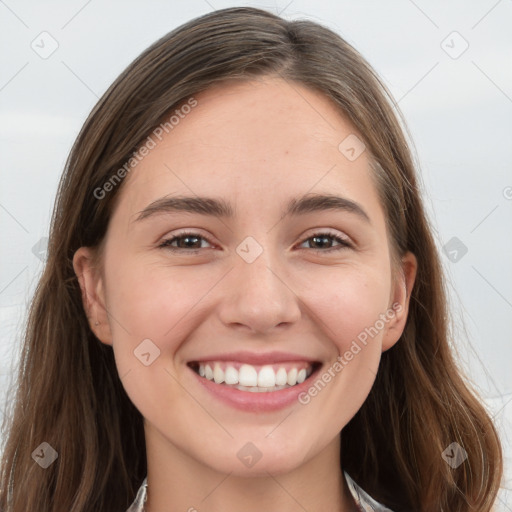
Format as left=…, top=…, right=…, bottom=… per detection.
left=0, top=7, right=503, bottom=511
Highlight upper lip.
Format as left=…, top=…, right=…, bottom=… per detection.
left=188, top=351, right=320, bottom=366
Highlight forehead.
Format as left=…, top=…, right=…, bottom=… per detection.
left=112, top=76, right=383, bottom=226
left=172, top=76, right=359, bottom=161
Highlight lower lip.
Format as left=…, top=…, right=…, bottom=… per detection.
left=188, top=364, right=322, bottom=413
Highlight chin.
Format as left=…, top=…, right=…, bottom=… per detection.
left=197, top=437, right=312, bottom=477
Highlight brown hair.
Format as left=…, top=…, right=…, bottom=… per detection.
left=0, top=6, right=503, bottom=511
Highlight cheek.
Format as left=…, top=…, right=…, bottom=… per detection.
left=299, top=263, right=391, bottom=351
left=105, top=253, right=206, bottom=336
left=102, top=255, right=208, bottom=420
left=294, top=264, right=390, bottom=423
left=103, top=252, right=222, bottom=385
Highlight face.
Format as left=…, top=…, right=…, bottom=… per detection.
left=74, top=76, right=416, bottom=477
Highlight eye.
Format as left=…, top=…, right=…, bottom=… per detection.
left=158, top=230, right=352, bottom=254
left=158, top=231, right=214, bottom=253
left=297, top=231, right=352, bottom=253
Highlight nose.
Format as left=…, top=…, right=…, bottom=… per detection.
left=216, top=246, right=301, bottom=335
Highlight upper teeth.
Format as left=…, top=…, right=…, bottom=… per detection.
left=197, top=362, right=312, bottom=388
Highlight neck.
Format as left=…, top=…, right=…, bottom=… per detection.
left=143, top=423, right=357, bottom=512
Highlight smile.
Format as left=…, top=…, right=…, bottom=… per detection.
left=186, top=357, right=324, bottom=412
left=189, top=361, right=318, bottom=392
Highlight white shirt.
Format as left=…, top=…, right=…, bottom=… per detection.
left=126, top=471, right=394, bottom=511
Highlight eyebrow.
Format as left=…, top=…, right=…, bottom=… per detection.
left=133, top=193, right=371, bottom=224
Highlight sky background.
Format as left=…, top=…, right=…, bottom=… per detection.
left=1, top=0, right=511, bottom=508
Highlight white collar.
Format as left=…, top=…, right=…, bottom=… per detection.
left=126, top=471, right=394, bottom=511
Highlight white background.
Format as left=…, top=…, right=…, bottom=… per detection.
left=1, top=0, right=511, bottom=509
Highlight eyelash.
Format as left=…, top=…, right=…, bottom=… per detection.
left=158, top=230, right=352, bottom=254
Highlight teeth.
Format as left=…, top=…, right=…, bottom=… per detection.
left=275, top=367, right=288, bottom=386
left=194, top=361, right=315, bottom=391
left=213, top=363, right=224, bottom=384
left=239, top=364, right=258, bottom=386
left=287, top=368, right=298, bottom=386
left=257, top=365, right=275, bottom=387
left=224, top=365, right=238, bottom=385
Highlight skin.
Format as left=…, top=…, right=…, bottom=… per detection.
left=74, top=76, right=417, bottom=512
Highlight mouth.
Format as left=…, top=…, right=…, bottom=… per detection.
left=187, top=360, right=322, bottom=393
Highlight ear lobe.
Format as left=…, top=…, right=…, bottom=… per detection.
left=72, top=246, right=113, bottom=346
left=381, top=251, right=417, bottom=352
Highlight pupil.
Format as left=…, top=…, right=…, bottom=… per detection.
left=180, top=236, right=199, bottom=248
left=312, top=235, right=330, bottom=249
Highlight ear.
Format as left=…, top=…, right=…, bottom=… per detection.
left=72, top=246, right=113, bottom=346
left=381, top=251, right=417, bottom=352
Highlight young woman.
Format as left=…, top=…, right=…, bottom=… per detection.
left=0, top=6, right=503, bottom=512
